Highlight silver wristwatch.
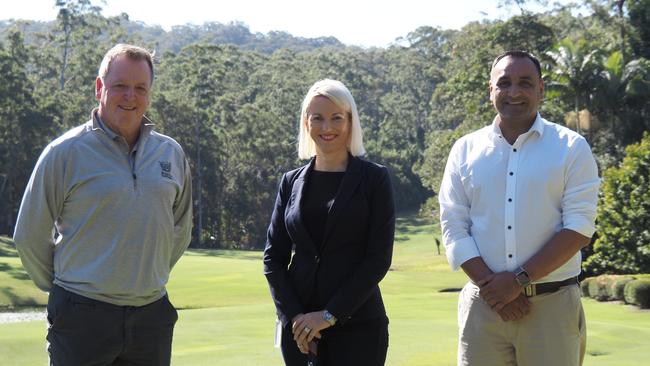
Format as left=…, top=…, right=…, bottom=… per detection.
left=514, top=266, right=532, bottom=287
left=323, top=310, right=337, bottom=326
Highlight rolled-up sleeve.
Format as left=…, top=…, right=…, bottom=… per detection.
left=562, top=138, right=600, bottom=237
left=438, top=141, right=481, bottom=270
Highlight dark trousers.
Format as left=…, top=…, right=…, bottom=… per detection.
left=280, top=316, right=389, bottom=366
left=46, top=285, right=178, bottom=366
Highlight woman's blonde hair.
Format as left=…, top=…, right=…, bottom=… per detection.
left=298, top=79, right=365, bottom=159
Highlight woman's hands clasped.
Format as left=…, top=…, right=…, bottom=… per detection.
left=291, top=311, right=332, bottom=354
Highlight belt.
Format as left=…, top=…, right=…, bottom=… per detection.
left=524, top=277, right=579, bottom=297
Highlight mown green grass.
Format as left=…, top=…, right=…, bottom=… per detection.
left=1, top=218, right=649, bottom=365
left=0, top=236, right=48, bottom=309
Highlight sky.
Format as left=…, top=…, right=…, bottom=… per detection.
left=2, top=0, right=569, bottom=48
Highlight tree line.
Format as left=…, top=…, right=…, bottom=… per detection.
left=1, top=0, right=649, bottom=258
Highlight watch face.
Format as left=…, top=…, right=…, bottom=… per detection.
left=323, top=311, right=336, bottom=325
left=516, top=270, right=530, bottom=286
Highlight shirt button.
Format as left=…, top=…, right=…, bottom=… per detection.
left=509, top=172, right=514, bottom=176
left=507, top=226, right=512, bottom=230
left=315, top=256, right=320, bottom=264
left=513, top=148, right=517, bottom=152
left=508, top=254, right=513, bottom=258
left=508, top=198, right=512, bottom=202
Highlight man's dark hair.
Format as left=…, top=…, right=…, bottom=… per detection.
left=491, top=50, right=542, bottom=78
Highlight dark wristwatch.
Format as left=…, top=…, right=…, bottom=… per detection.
left=323, top=310, right=337, bottom=326
left=514, top=266, right=532, bottom=287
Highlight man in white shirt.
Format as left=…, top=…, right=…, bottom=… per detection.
left=438, top=50, right=600, bottom=366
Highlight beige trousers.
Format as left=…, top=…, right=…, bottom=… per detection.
left=457, top=282, right=586, bottom=366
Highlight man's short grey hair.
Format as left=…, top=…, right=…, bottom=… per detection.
left=98, top=44, right=155, bottom=85
left=298, top=79, right=365, bottom=159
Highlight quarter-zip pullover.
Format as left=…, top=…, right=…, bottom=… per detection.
left=14, top=110, right=193, bottom=306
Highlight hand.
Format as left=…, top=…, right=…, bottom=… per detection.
left=292, top=311, right=329, bottom=350
left=496, top=293, right=531, bottom=321
left=477, top=271, right=522, bottom=311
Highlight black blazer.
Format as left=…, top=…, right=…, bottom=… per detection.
left=263, top=155, right=395, bottom=327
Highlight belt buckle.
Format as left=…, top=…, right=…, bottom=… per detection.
left=525, top=284, right=536, bottom=297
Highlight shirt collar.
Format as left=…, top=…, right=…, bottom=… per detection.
left=92, top=109, right=120, bottom=140
left=488, top=112, right=545, bottom=141
left=91, top=108, right=156, bottom=142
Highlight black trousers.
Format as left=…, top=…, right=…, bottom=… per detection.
left=280, top=316, right=389, bottom=366
left=46, top=285, right=178, bottom=366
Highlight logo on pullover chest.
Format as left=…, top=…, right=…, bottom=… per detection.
left=159, top=161, right=173, bottom=179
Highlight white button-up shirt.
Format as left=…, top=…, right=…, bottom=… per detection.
left=439, top=114, right=600, bottom=283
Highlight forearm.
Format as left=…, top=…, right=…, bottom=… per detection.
left=326, top=250, right=392, bottom=322
left=14, top=188, right=57, bottom=291
left=170, top=161, right=193, bottom=268
left=264, top=269, right=304, bottom=325
left=522, top=229, right=590, bottom=282
left=15, top=243, right=54, bottom=291
left=460, top=256, right=493, bottom=283
left=170, top=213, right=192, bottom=268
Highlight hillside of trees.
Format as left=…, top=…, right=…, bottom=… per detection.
left=0, top=18, right=348, bottom=55
left=1, top=0, right=649, bottom=255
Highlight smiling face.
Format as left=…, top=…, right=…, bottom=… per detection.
left=306, top=95, right=351, bottom=158
left=96, top=54, right=152, bottom=134
left=489, top=55, right=544, bottom=127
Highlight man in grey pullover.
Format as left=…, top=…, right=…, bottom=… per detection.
left=14, top=44, right=193, bottom=366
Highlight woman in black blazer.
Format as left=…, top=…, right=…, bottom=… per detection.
left=263, top=79, right=395, bottom=365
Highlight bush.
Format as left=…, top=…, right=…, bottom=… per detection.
left=611, top=277, right=635, bottom=301
left=580, top=277, right=594, bottom=297
left=584, top=133, right=650, bottom=275
left=585, top=275, right=631, bottom=301
left=588, top=275, right=611, bottom=300
left=624, top=279, right=650, bottom=308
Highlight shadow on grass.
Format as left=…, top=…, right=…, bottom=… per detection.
left=587, top=350, right=610, bottom=357
left=439, top=288, right=462, bottom=293
left=0, top=237, right=18, bottom=257
left=0, top=286, right=41, bottom=307
left=395, top=215, right=436, bottom=236
left=0, top=263, right=31, bottom=281
left=185, top=249, right=261, bottom=261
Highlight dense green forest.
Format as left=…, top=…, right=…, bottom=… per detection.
left=1, top=0, right=649, bottom=253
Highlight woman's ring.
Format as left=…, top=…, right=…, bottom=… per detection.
left=303, top=326, right=311, bottom=333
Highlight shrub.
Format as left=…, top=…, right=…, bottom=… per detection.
left=588, top=275, right=611, bottom=300
left=624, top=279, right=650, bottom=308
left=584, top=133, right=650, bottom=275
left=585, top=274, right=630, bottom=301
left=611, top=277, right=635, bottom=301
left=580, top=277, right=593, bottom=297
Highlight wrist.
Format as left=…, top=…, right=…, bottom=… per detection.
left=322, top=310, right=337, bottom=327
left=291, top=313, right=304, bottom=323
left=514, top=266, right=532, bottom=287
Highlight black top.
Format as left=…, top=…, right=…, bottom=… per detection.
left=302, top=170, right=345, bottom=248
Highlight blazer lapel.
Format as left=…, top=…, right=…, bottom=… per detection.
left=286, top=158, right=319, bottom=251
left=320, top=155, right=363, bottom=248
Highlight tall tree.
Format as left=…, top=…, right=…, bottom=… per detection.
left=0, top=30, right=54, bottom=234
left=592, top=51, right=650, bottom=144
left=546, top=38, right=603, bottom=136
left=628, top=0, right=650, bottom=59
left=54, top=0, right=102, bottom=90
